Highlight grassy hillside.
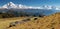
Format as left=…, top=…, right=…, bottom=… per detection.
left=0, top=13, right=60, bottom=29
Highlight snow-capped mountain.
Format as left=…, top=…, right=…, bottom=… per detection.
left=42, top=5, right=52, bottom=9
left=0, top=2, right=60, bottom=10
left=0, top=2, right=60, bottom=16
left=2, top=2, right=17, bottom=9
left=1, top=2, right=35, bottom=9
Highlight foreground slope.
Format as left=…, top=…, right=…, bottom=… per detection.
left=0, top=13, right=60, bottom=29
left=8, top=13, right=60, bottom=29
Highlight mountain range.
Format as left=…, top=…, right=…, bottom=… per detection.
left=0, top=2, right=60, bottom=16
left=0, top=2, right=60, bottom=10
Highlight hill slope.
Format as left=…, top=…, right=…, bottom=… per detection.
left=0, top=13, right=60, bottom=29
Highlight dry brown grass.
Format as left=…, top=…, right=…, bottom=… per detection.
left=0, top=13, right=60, bottom=29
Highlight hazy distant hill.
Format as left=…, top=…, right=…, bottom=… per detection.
left=0, top=9, right=58, bottom=18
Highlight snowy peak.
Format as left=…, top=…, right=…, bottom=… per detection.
left=7, top=2, right=17, bottom=9
left=2, top=2, right=29, bottom=9
left=42, top=5, right=53, bottom=9
left=2, top=2, right=17, bottom=9
left=41, top=5, right=60, bottom=10
left=18, top=4, right=28, bottom=9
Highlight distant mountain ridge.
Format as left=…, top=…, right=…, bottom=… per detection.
left=0, top=2, right=60, bottom=10
left=0, top=2, right=60, bottom=17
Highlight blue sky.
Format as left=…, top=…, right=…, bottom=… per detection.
left=0, top=0, right=60, bottom=7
